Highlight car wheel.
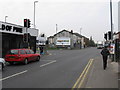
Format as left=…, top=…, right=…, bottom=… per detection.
left=2, top=63, right=4, bottom=71
left=24, top=59, right=28, bottom=65
left=36, top=56, right=40, bottom=61
left=9, top=62, right=14, bottom=65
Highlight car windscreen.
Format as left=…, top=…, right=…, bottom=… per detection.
left=8, top=50, right=19, bottom=55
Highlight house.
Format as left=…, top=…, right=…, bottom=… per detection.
left=47, top=30, right=89, bottom=49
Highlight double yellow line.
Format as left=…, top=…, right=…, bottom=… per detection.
left=72, top=59, right=94, bottom=89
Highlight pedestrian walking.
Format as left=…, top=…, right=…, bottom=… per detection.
left=101, top=46, right=110, bottom=70
left=39, top=46, right=44, bottom=55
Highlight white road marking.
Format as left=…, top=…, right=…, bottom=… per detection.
left=0, top=70, right=28, bottom=81
left=40, top=60, right=56, bottom=67
left=41, top=60, right=56, bottom=62
left=1, top=60, right=56, bottom=81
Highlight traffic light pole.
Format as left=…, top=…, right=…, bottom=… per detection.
left=110, top=0, right=114, bottom=61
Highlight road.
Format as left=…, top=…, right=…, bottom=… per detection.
left=2, top=47, right=101, bottom=88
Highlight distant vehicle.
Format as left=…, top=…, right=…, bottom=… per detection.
left=0, top=58, right=6, bottom=70
left=5, top=49, right=40, bottom=65
left=97, top=44, right=104, bottom=49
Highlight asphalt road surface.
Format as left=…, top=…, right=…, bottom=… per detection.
left=2, top=47, right=101, bottom=88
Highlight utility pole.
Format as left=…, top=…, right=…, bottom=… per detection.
left=80, top=27, right=82, bottom=35
left=34, top=1, right=38, bottom=28
left=110, top=0, right=114, bottom=61
left=110, top=0, right=113, bottom=41
left=56, top=24, right=58, bottom=34
left=5, top=16, right=8, bottom=22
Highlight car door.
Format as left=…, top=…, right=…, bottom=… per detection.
left=25, top=49, right=32, bottom=61
left=19, top=50, right=26, bottom=61
left=30, top=50, right=36, bottom=60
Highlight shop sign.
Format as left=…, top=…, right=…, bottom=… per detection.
left=109, top=43, right=115, bottom=54
left=0, top=23, right=23, bottom=33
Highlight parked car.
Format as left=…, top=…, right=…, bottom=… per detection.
left=0, top=58, right=6, bottom=70
left=5, top=49, right=40, bottom=65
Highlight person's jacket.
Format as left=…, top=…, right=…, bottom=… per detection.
left=101, top=48, right=110, bottom=56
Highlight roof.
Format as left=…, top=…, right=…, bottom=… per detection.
left=47, top=29, right=89, bottom=39
left=54, top=29, right=72, bottom=36
left=73, top=33, right=83, bottom=38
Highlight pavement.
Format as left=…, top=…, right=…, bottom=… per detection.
left=85, top=56, right=119, bottom=89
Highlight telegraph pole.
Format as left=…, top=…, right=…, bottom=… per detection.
left=110, top=0, right=114, bottom=61
left=56, top=24, right=58, bottom=34
left=110, top=0, right=113, bottom=41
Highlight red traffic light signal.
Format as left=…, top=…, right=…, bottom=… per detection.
left=24, top=19, right=27, bottom=27
left=24, top=19, right=31, bottom=28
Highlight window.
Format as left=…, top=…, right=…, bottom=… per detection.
left=25, top=49, right=31, bottom=54
left=20, top=50, right=26, bottom=54
left=8, top=50, right=18, bottom=55
left=30, top=50, right=34, bottom=54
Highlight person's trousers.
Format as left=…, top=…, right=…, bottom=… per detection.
left=102, top=56, right=108, bottom=69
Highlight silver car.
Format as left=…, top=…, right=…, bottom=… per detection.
left=0, top=58, right=6, bottom=70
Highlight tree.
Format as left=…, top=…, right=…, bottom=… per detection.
left=89, top=36, right=95, bottom=47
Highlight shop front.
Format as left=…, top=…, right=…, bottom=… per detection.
left=0, top=21, right=38, bottom=57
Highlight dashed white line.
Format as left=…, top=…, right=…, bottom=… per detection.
left=0, top=70, right=28, bottom=81
left=1, top=60, right=56, bottom=81
left=41, top=60, right=56, bottom=62
left=40, top=60, right=56, bottom=67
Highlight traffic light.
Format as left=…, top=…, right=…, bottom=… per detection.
left=28, top=19, right=31, bottom=28
left=108, top=31, right=112, bottom=40
left=104, top=33, right=107, bottom=40
left=24, top=19, right=27, bottom=27
left=24, top=19, right=31, bottom=28
left=23, top=33, right=28, bottom=42
left=28, top=33, right=31, bottom=42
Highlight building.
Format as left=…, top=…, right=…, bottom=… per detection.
left=47, top=30, right=89, bottom=49
left=113, top=32, right=120, bottom=61
left=0, top=21, right=38, bottom=57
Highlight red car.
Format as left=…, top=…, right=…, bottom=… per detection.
left=5, top=49, right=40, bottom=65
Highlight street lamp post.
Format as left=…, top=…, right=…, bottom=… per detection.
left=5, top=16, right=8, bottom=22
left=110, top=0, right=113, bottom=41
left=80, top=27, right=82, bottom=35
left=56, top=24, right=58, bottom=34
left=34, top=1, right=38, bottom=28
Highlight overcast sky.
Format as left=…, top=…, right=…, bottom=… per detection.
left=0, top=0, right=119, bottom=42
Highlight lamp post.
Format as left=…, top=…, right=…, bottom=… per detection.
left=5, top=16, right=8, bottom=22
left=110, top=0, right=113, bottom=41
left=56, top=24, right=58, bottom=34
left=80, top=27, right=82, bottom=35
left=34, top=1, right=38, bottom=28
